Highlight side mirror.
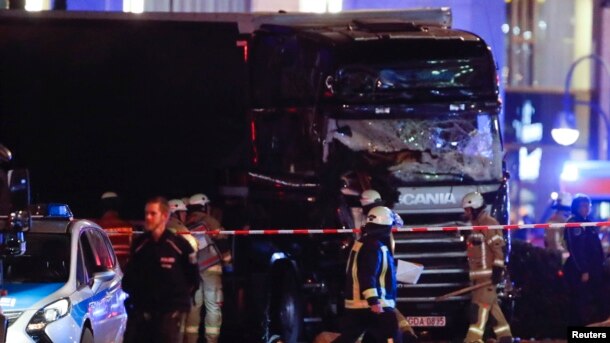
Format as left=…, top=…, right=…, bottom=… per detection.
left=8, top=169, right=30, bottom=210
left=90, top=270, right=116, bottom=292
left=93, top=270, right=116, bottom=282
left=0, top=145, right=12, bottom=164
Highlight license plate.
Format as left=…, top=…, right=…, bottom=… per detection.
left=406, top=316, right=446, bottom=327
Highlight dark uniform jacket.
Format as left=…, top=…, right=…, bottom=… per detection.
left=564, top=214, right=604, bottom=275
left=122, top=229, right=199, bottom=313
left=344, top=224, right=396, bottom=309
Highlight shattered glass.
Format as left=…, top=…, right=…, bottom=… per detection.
left=328, top=114, right=502, bottom=183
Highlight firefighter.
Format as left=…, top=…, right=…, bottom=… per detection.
left=333, top=206, right=400, bottom=343
left=96, top=191, right=132, bottom=228
left=169, top=198, right=189, bottom=227
left=95, top=191, right=133, bottom=267
left=186, top=193, right=225, bottom=343
left=359, top=189, right=404, bottom=229
left=461, top=192, right=512, bottom=343
left=358, top=190, right=417, bottom=343
left=563, top=193, right=605, bottom=325
left=168, top=199, right=201, bottom=343
left=122, top=197, right=199, bottom=343
left=545, top=192, right=572, bottom=261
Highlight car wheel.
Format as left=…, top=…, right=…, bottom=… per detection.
left=80, top=327, right=93, bottom=343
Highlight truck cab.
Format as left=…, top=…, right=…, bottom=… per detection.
left=230, top=9, right=509, bottom=341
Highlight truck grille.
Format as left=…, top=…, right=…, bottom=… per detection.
left=394, top=231, right=470, bottom=301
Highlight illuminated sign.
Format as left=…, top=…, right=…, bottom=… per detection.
left=518, top=147, right=542, bottom=181
left=512, top=100, right=543, bottom=144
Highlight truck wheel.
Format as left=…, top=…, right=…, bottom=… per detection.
left=269, top=272, right=302, bottom=343
left=80, top=327, right=93, bottom=343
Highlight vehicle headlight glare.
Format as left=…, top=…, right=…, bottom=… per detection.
left=43, top=308, right=59, bottom=322
left=26, top=298, right=71, bottom=333
left=44, top=298, right=70, bottom=318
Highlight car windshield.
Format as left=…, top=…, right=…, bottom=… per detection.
left=3, top=233, right=70, bottom=283
left=328, top=112, right=503, bottom=183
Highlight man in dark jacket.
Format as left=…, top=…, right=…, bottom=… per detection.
left=563, top=193, right=605, bottom=325
left=333, top=206, right=399, bottom=343
left=122, top=197, right=199, bottom=343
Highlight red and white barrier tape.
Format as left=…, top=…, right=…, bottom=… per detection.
left=192, top=221, right=610, bottom=236
left=103, top=221, right=610, bottom=236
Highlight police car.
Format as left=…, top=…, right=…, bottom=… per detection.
left=0, top=204, right=127, bottom=343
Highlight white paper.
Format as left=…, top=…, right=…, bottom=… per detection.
left=396, top=259, right=424, bottom=284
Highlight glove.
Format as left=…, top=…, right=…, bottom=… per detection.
left=492, top=266, right=503, bottom=284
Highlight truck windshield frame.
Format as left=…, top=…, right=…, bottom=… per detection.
left=327, top=39, right=497, bottom=104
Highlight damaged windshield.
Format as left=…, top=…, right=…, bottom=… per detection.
left=326, top=113, right=502, bottom=183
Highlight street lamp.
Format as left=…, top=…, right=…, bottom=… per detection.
left=551, top=54, right=610, bottom=153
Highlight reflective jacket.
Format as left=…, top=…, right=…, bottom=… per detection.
left=467, top=211, right=505, bottom=281
left=186, top=212, right=223, bottom=271
left=344, top=224, right=396, bottom=309
left=167, top=217, right=198, bottom=251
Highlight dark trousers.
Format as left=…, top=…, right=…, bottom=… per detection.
left=123, top=310, right=187, bottom=343
left=332, top=308, right=400, bottom=343
left=564, top=260, right=604, bottom=326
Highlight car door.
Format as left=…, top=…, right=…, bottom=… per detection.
left=92, top=228, right=127, bottom=341
left=78, top=227, right=124, bottom=343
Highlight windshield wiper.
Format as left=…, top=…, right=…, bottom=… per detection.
left=414, top=171, right=475, bottom=182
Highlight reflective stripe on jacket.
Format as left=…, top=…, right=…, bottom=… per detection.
left=344, top=237, right=396, bottom=309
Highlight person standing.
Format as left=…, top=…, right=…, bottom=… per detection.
left=563, top=193, right=605, bottom=326
left=168, top=198, right=201, bottom=343
left=461, top=192, right=512, bottom=343
left=545, top=192, right=572, bottom=262
left=95, top=191, right=134, bottom=266
left=96, top=191, right=132, bottom=228
left=358, top=189, right=404, bottom=229
left=122, top=197, right=199, bottom=343
left=186, top=193, right=225, bottom=343
left=333, top=206, right=400, bottom=343
left=358, top=190, right=416, bottom=342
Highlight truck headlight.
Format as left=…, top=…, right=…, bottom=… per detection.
left=26, top=298, right=71, bottom=332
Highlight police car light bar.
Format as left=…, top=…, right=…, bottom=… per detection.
left=29, top=203, right=73, bottom=219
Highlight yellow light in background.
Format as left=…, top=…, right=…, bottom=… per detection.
left=25, top=0, right=48, bottom=11
left=123, top=0, right=144, bottom=13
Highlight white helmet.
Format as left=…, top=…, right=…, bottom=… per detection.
left=360, top=189, right=382, bottom=206
left=366, top=206, right=393, bottom=226
left=462, top=192, right=484, bottom=209
left=168, top=199, right=187, bottom=213
left=189, top=193, right=210, bottom=207
left=101, top=191, right=118, bottom=200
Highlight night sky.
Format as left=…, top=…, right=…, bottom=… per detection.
left=0, top=14, right=249, bottom=219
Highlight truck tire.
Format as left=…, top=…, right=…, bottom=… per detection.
left=268, top=272, right=302, bottom=343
